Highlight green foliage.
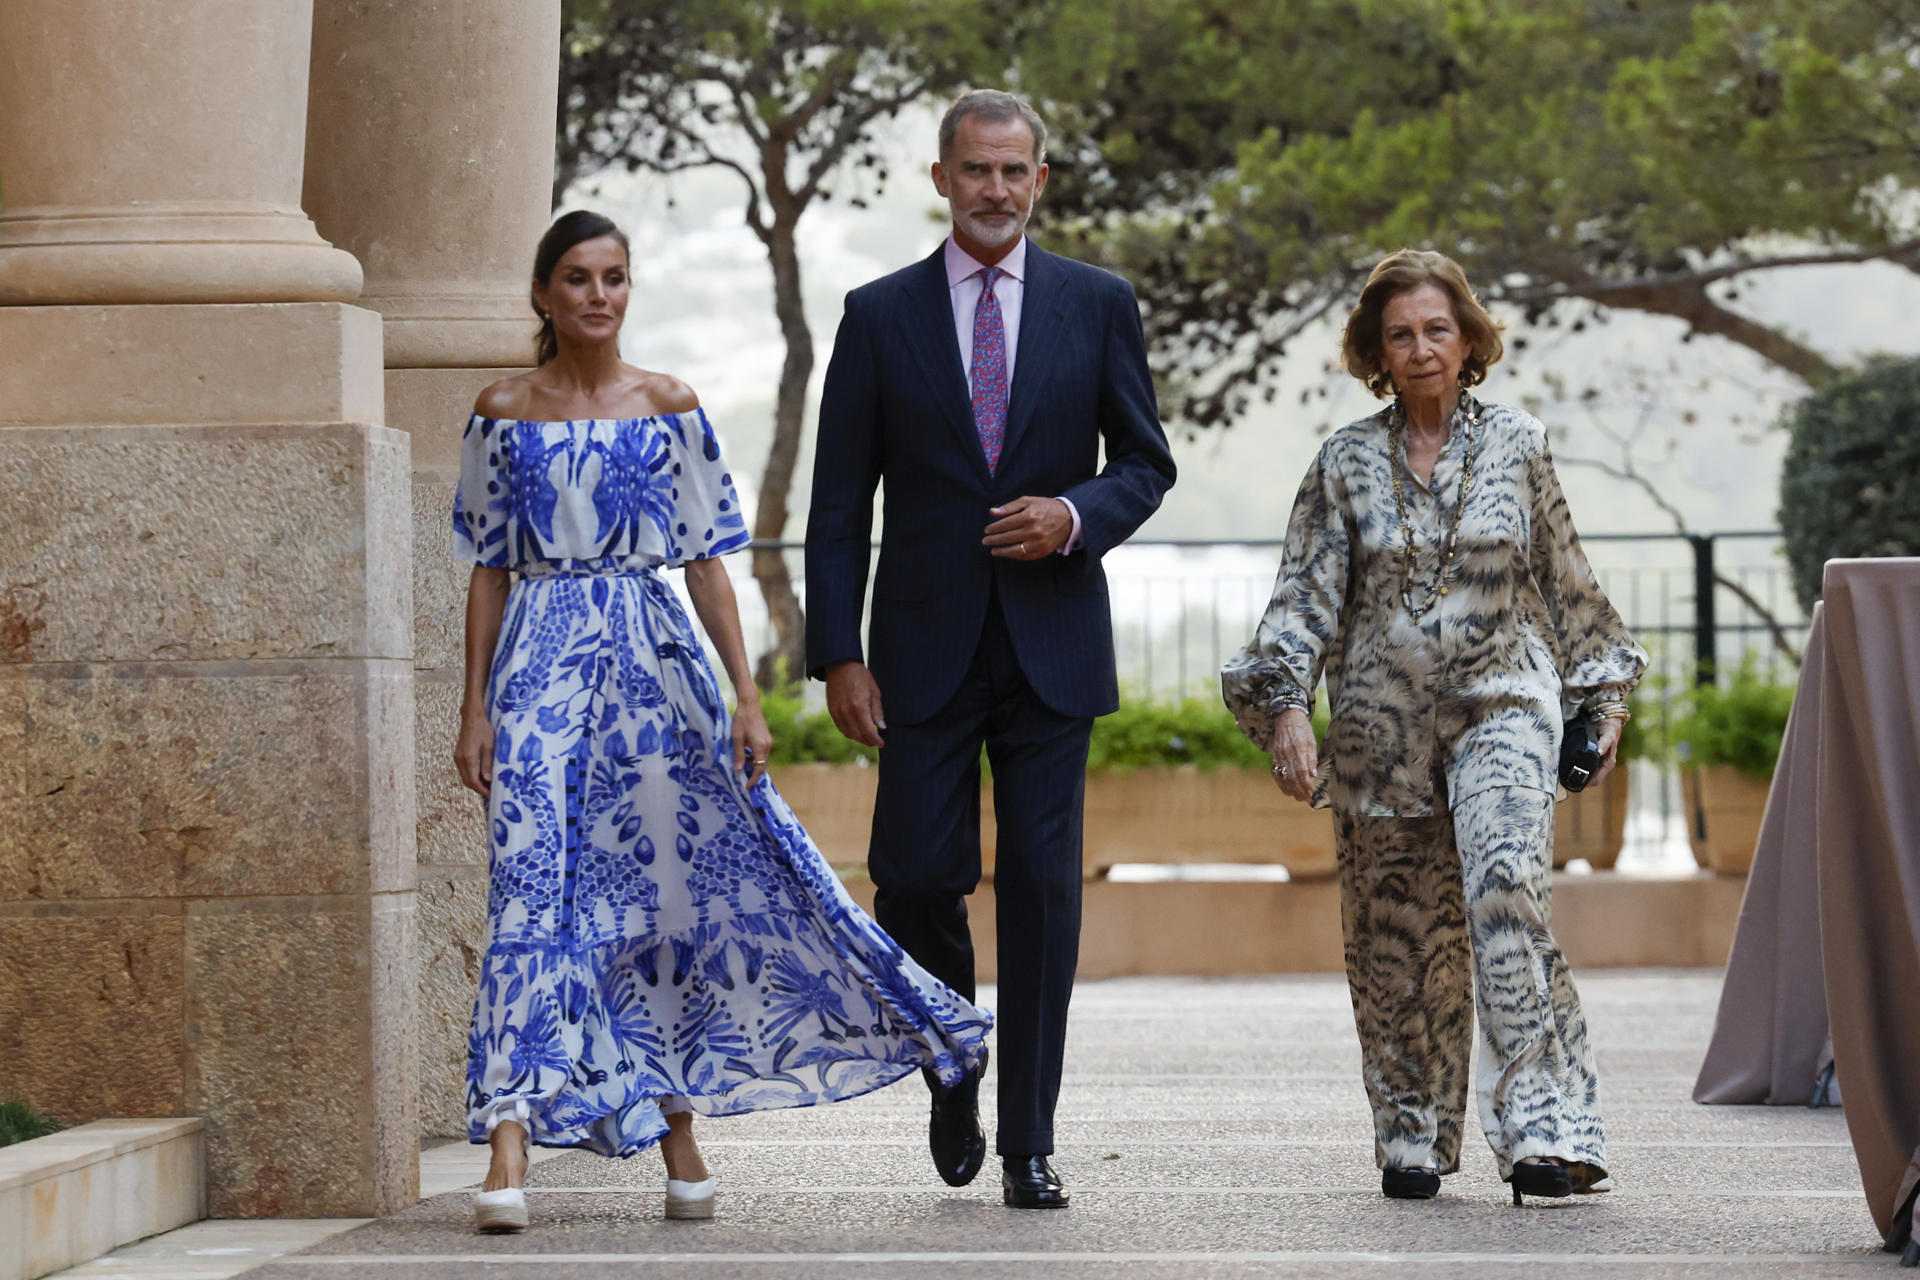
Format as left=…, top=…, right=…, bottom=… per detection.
left=1084, top=696, right=1328, bottom=771
left=1668, top=661, right=1797, bottom=781
left=1615, top=692, right=1661, bottom=764
left=0, top=1098, right=60, bottom=1149
left=760, top=686, right=877, bottom=766
left=558, top=0, right=1025, bottom=209
left=1777, top=355, right=1920, bottom=611
left=1021, top=0, right=1919, bottom=422
left=759, top=689, right=1327, bottom=771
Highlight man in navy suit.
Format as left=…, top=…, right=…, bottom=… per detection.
left=805, top=89, right=1176, bottom=1209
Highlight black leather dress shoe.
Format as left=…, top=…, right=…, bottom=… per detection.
left=1381, top=1167, right=1441, bottom=1199
left=1001, top=1154, right=1070, bottom=1209
left=927, top=1051, right=986, bottom=1188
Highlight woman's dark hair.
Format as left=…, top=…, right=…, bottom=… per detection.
left=531, top=210, right=630, bottom=365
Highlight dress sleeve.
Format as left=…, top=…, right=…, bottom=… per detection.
left=1221, top=442, right=1350, bottom=749
left=451, top=413, right=511, bottom=568
left=1527, top=438, right=1648, bottom=711
left=661, top=408, right=752, bottom=567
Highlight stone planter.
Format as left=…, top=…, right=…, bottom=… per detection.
left=772, top=762, right=1337, bottom=880
left=1554, top=766, right=1629, bottom=871
left=1080, top=767, right=1337, bottom=879
left=768, top=762, right=879, bottom=869
left=1683, top=763, right=1772, bottom=876
left=0, top=1118, right=204, bottom=1280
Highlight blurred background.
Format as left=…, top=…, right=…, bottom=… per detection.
left=555, top=1, right=1920, bottom=871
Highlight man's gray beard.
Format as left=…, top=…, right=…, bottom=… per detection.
left=958, top=207, right=1026, bottom=248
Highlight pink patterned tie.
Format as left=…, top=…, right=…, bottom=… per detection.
left=969, top=266, right=1008, bottom=473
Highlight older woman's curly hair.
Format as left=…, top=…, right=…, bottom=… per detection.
left=1340, top=250, right=1504, bottom=399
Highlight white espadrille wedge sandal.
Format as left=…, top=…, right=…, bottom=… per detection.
left=664, top=1174, right=717, bottom=1220
left=471, top=1186, right=530, bottom=1233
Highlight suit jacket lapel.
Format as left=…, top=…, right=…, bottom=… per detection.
left=1003, top=243, right=1069, bottom=468
left=900, top=247, right=993, bottom=484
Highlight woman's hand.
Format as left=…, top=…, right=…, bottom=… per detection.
left=1590, top=716, right=1623, bottom=789
left=454, top=704, right=495, bottom=799
left=1268, top=707, right=1318, bottom=803
left=732, top=696, right=773, bottom=788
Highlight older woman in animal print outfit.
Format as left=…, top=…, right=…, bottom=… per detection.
left=1222, top=249, right=1646, bottom=1206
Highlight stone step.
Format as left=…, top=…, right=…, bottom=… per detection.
left=0, top=1118, right=204, bottom=1280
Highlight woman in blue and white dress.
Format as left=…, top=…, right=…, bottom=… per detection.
left=452, top=211, right=992, bottom=1233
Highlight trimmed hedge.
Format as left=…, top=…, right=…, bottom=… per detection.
left=1779, top=356, right=1920, bottom=611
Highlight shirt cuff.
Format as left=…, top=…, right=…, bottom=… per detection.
left=1056, top=496, right=1084, bottom=555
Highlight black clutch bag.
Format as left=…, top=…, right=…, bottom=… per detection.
left=1559, top=713, right=1602, bottom=792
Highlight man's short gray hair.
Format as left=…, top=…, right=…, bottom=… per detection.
left=938, top=89, right=1048, bottom=165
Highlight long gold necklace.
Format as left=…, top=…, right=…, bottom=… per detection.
left=1387, top=396, right=1481, bottom=620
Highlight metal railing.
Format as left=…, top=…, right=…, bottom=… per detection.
left=691, top=533, right=1806, bottom=871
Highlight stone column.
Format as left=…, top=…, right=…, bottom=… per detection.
left=0, top=1, right=417, bottom=1218
left=0, top=1, right=362, bottom=304
left=303, top=0, right=561, bottom=1138
left=304, top=0, right=561, bottom=459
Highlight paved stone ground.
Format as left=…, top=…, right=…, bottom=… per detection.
left=244, top=971, right=1889, bottom=1278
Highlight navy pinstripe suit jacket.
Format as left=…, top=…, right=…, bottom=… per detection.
left=804, top=242, right=1177, bottom=725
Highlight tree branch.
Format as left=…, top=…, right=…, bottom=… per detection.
left=1557, top=451, right=1805, bottom=665
left=1495, top=237, right=1920, bottom=307
left=1174, top=283, right=1351, bottom=425
left=721, top=76, right=770, bottom=150
left=1575, top=281, right=1840, bottom=386
left=772, top=48, right=860, bottom=143
left=795, top=77, right=925, bottom=205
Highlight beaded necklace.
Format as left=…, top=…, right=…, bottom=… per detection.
left=1387, top=395, right=1481, bottom=620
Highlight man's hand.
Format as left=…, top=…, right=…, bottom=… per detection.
left=825, top=660, right=887, bottom=749
left=1268, top=708, right=1318, bottom=804
left=983, top=497, right=1073, bottom=560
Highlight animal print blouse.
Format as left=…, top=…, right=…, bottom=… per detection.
left=1221, top=396, right=1647, bottom=817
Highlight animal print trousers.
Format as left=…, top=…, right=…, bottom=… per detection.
left=1334, top=786, right=1607, bottom=1182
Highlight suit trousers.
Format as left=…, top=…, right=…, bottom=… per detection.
left=868, top=589, right=1093, bottom=1156
left=1334, top=786, right=1608, bottom=1182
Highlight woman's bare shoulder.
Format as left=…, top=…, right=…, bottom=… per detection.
left=636, top=369, right=700, bottom=415
left=473, top=374, right=537, bottom=419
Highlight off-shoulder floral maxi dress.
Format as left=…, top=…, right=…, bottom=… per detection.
left=453, top=410, right=991, bottom=1156
left=1222, top=396, right=1647, bottom=1186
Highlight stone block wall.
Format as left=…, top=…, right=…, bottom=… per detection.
left=0, top=303, right=419, bottom=1216
left=393, top=368, right=519, bottom=1139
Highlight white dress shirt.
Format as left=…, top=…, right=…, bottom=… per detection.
left=942, top=234, right=1082, bottom=554
left=945, top=234, right=1027, bottom=384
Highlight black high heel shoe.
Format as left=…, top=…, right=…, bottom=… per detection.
left=1381, top=1167, right=1441, bottom=1199
left=1508, top=1159, right=1575, bottom=1206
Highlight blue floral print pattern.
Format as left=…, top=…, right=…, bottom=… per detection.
left=452, top=412, right=991, bottom=1157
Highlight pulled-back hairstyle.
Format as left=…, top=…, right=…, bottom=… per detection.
left=1340, top=249, right=1504, bottom=399
left=531, top=210, right=630, bottom=365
